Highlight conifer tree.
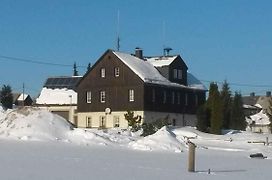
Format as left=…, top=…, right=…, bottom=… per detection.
left=220, top=80, right=232, bottom=129
left=124, top=110, right=141, bottom=132
left=206, top=82, right=223, bottom=134
left=87, top=63, right=91, bottom=72
left=230, top=92, right=246, bottom=130
left=0, top=85, right=13, bottom=110
left=73, top=62, right=78, bottom=76
left=196, top=104, right=210, bottom=132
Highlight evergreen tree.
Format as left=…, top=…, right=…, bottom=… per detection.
left=220, top=80, right=232, bottom=129
left=230, top=92, right=246, bottom=130
left=0, top=85, right=13, bottom=110
left=87, top=63, right=91, bottom=72
left=196, top=104, right=210, bottom=132
left=73, top=62, right=79, bottom=76
left=206, top=82, right=223, bottom=134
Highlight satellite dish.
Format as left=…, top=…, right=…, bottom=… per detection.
left=105, top=108, right=111, bottom=114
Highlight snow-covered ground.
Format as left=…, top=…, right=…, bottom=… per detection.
left=0, top=107, right=272, bottom=179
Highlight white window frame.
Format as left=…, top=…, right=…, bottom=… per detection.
left=100, top=91, right=106, bottom=103
left=99, top=116, right=106, bottom=128
left=86, top=91, right=92, bottom=103
left=113, top=116, right=120, bottom=128
left=129, top=89, right=134, bottom=102
left=114, top=67, right=120, bottom=77
left=86, top=116, right=92, bottom=128
left=178, top=69, right=182, bottom=79
left=100, top=68, right=106, bottom=78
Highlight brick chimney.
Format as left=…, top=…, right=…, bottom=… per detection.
left=135, top=47, right=143, bottom=59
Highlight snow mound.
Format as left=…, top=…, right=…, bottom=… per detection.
left=0, top=107, right=73, bottom=141
left=129, top=127, right=184, bottom=153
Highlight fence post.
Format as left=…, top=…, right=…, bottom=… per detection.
left=188, top=141, right=196, bottom=172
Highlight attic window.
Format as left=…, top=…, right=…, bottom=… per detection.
left=100, top=68, right=106, bottom=78
left=86, top=91, right=92, bottom=103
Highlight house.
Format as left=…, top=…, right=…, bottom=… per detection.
left=76, top=48, right=206, bottom=129
left=36, top=76, right=82, bottom=125
left=244, top=91, right=272, bottom=133
left=14, top=93, right=33, bottom=106
left=242, top=92, right=262, bottom=116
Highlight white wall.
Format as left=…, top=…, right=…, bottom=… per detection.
left=77, top=111, right=197, bottom=128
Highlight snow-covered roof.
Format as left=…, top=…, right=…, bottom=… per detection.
left=247, top=110, right=270, bottom=126
left=36, top=87, right=77, bottom=105
left=113, top=51, right=206, bottom=90
left=17, top=94, right=29, bottom=101
left=145, top=56, right=178, bottom=67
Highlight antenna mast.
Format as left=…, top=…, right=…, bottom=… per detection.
left=117, top=10, right=120, bottom=51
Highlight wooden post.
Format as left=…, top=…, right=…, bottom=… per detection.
left=266, top=137, right=269, bottom=146
left=188, top=141, right=196, bottom=172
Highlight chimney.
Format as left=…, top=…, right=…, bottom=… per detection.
left=250, top=92, right=255, bottom=97
left=266, top=91, right=271, bottom=97
left=135, top=47, right=143, bottom=59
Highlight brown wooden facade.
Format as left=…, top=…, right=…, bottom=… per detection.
left=77, top=49, right=206, bottom=116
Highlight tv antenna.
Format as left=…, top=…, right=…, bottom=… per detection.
left=116, top=10, right=120, bottom=51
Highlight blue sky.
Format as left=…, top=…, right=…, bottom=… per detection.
left=0, top=0, right=272, bottom=97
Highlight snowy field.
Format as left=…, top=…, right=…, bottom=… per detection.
left=0, top=107, right=272, bottom=180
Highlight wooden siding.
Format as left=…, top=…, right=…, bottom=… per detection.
left=77, top=50, right=145, bottom=113
left=144, top=84, right=205, bottom=114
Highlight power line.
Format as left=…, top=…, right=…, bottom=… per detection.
left=200, top=79, right=272, bottom=88
left=0, top=54, right=87, bottom=68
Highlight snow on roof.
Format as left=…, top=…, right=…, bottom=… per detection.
left=145, top=56, right=178, bottom=67
left=17, top=94, right=29, bottom=101
left=247, top=110, right=270, bottom=125
left=36, top=87, right=77, bottom=105
left=113, top=51, right=206, bottom=90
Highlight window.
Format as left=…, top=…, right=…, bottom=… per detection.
left=114, top=67, right=120, bottom=77
left=178, top=70, right=182, bottom=79
left=100, top=91, right=106, bottom=103
left=99, top=116, right=106, bottom=128
left=177, top=92, right=181, bottom=105
left=86, top=91, right=92, bottom=103
left=195, top=94, right=198, bottom=106
left=129, top=89, right=134, bottom=102
left=163, top=91, right=167, bottom=104
left=152, top=89, right=156, bottom=102
left=172, top=92, right=175, bottom=104
left=86, top=117, right=92, bottom=127
left=185, top=93, right=188, bottom=106
left=173, top=69, right=178, bottom=79
left=113, top=116, right=120, bottom=127
left=173, top=69, right=182, bottom=79
left=100, top=68, right=105, bottom=78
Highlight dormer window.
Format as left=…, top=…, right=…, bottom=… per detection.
left=173, top=69, right=182, bottom=79
left=100, top=68, right=106, bottom=78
